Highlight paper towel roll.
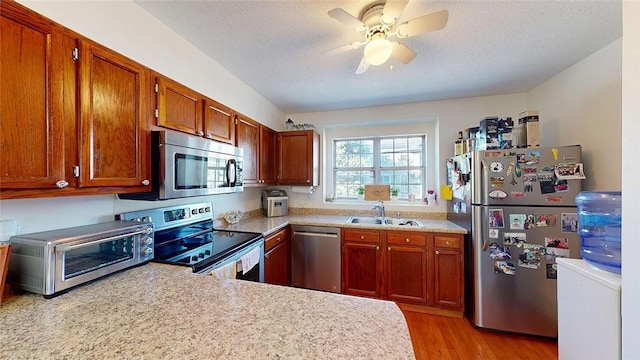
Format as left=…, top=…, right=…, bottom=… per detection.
left=291, top=186, right=315, bottom=194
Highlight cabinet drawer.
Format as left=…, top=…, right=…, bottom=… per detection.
left=265, top=227, right=289, bottom=252
left=343, top=229, right=380, bottom=243
left=434, top=235, right=461, bottom=249
left=387, top=232, right=426, bottom=246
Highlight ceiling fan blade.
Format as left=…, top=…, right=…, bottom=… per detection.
left=355, top=57, right=369, bottom=74
left=328, top=8, right=367, bottom=32
left=322, top=42, right=365, bottom=56
left=381, top=0, right=409, bottom=25
left=395, top=9, right=449, bottom=38
left=391, top=42, right=416, bottom=64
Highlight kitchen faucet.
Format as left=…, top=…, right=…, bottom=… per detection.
left=372, top=201, right=385, bottom=219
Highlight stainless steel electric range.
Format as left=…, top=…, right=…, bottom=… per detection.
left=117, top=202, right=264, bottom=281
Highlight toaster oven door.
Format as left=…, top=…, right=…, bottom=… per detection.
left=51, top=231, right=147, bottom=295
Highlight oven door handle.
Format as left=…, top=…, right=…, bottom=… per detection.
left=55, top=230, right=146, bottom=252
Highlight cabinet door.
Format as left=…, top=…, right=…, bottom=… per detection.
left=203, top=98, right=235, bottom=144
left=386, top=245, right=428, bottom=304
left=264, top=227, right=290, bottom=286
left=433, top=246, right=463, bottom=309
left=156, top=75, right=202, bottom=136
left=77, top=39, right=149, bottom=188
left=342, top=230, right=383, bottom=298
left=0, top=5, right=65, bottom=190
left=278, top=130, right=319, bottom=186
left=235, top=115, right=259, bottom=185
left=259, top=126, right=277, bottom=185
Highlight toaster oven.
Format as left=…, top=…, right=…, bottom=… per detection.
left=8, top=221, right=153, bottom=297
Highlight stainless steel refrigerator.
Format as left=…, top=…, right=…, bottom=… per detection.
left=446, top=145, right=584, bottom=337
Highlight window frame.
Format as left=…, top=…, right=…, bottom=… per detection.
left=332, top=134, right=426, bottom=200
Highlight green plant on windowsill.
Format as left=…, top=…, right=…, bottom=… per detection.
left=390, top=186, right=400, bottom=197
left=357, top=185, right=365, bottom=199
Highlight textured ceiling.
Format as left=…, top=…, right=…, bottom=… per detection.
left=134, top=0, right=622, bottom=114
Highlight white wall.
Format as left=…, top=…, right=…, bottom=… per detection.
left=287, top=93, right=527, bottom=213
left=527, top=39, right=622, bottom=191
left=621, top=1, right=639, bottom=358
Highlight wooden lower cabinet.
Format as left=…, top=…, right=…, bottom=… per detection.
left=432, top=234, right=464, bottom=309
left=264, top=227, right=290, bottom=286
left=342, top=229, right=464, bottom=311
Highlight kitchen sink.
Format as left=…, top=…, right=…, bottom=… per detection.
left=347, top=217, right=423, bottom=227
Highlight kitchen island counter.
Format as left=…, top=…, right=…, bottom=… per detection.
left=0, top=263, right=415, bottom=359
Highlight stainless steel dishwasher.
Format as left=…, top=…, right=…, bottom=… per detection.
left=291, top=225, right=341, bottom=293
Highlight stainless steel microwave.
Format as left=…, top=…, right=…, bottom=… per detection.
left=120, top=130, right=243, bottom=200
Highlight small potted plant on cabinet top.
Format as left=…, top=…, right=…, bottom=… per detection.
left=390, top=186, right=400, bottom=201
left=357, top=185, right=365, bottom=200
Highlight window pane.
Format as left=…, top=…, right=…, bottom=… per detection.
left=408, top=152, right=422, bottom=166
left=394, top=138, right=408, bottom=152
left=380, top=138, right=393, bottom=153
left=394, top=153, right=408, bottom=167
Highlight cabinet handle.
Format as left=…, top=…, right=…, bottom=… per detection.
left=142, top=179, right=150, bottom=186
left=435, top=250, right=440, bottom=255
left=56, top=180, right=69, bottom=188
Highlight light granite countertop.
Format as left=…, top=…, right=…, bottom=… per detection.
left=0, top=263, right=415, bottom=359
left=215, top=213, right=468, bottom=237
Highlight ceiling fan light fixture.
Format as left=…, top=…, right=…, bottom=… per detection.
left=364, top=37, right=393, bottom=66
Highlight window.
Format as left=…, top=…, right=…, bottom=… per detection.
left=334, top=135, right=425, bottom=200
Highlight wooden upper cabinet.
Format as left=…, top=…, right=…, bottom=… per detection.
left=278, top=130, right=320, bottom=186
left=235, top=113, right=277, bottom=186
left=77, top=39, right=149, bottom=188
left=155, top=75, right=202, bottom=136
left=0, top=4, right=65, bottom=190
left=259, top=126, right=277, bottom=185
left=203, top=98, right=235, bottom=144
left=235, top=114, right=260, bottom=185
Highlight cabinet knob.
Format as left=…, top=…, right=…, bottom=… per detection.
left=56, top=180, right=69, bottom=188
left=436, top=250, right=440, bottom=255
left=142, top=179, right=150, bottom=186
left=265, top=254, right=270, bottom=259
left=276, top=237, right=281, bottom=242
left=197, top=131, right=204, bottom=136
left=446, top=241, right=450, bottom=246
left=405, top=238, right=410, bottom=243
left=388, top=246, right=391, bottom=251
left=360, top=235, right=365, bottom=240
left=306, top=179, right=310, bottom=183
left=376, top=246, right=379, bottom=251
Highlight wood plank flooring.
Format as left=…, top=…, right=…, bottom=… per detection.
left=402, top=310, right=558, bottom=360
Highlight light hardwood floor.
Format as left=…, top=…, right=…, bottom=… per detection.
left=402, top=310, right=558, bottom=360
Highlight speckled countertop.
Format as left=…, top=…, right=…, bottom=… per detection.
left=0, top=263, right=415, bottom=359
left=215, top=213, right=467, bottom=237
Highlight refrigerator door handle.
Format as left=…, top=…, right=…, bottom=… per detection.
left=473, top=156, right=489, bottom=205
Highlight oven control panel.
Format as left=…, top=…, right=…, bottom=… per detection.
left=117, top=202, right=214, bottom=232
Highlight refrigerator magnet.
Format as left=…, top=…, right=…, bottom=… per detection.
left=490, top=246, right=512, bottom=260
left=509, top=214, right=526, bottom=229
left=546, top=264, right=558, bottom=279
left=518, top=244, right=545, bottom=270
left=494, top=261, right=516, bottom=275
left=488, top=189, right=508, bottom=200
left=535, top=214, right=557, bottom=227
left=503, top=232, right=527, bottom=247
left=489, top=229, right=499, bottom=239
left=489, top=209, right=504, bottom=228
left=561, top=213, right=578, bottom=233
left=555, top=162, right=586, bottom=179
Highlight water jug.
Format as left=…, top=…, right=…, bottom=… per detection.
left=575, top=191, right=622, bottom=273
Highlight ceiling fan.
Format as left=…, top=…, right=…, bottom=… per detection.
left=323, top=0, right=448, bottom=74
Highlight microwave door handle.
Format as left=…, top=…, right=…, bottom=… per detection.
left=55, top=230, right=146, bottom=252
left=226, top=159, right=237, bottom=186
